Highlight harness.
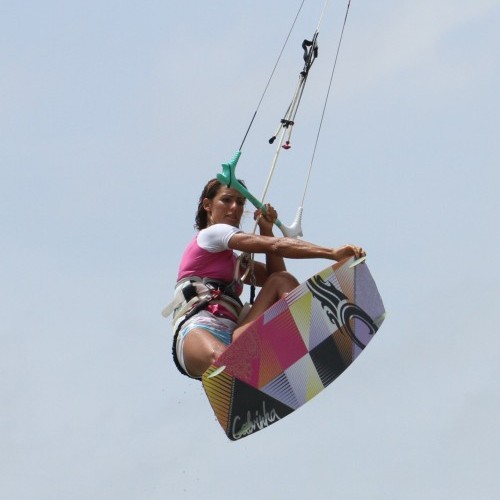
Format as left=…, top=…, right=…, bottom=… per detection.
left=163, top=277, right=244, bottom=378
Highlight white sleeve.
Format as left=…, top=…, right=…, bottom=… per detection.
left=197, top=224, right=242, bottom=252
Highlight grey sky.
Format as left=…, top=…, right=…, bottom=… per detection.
left=1, top=1, right=499, bottom=499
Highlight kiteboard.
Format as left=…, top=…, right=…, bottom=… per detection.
left=202, top=256, right=385, bottom=441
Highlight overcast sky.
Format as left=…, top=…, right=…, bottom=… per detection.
left=1, top=1, right=499, bottom=499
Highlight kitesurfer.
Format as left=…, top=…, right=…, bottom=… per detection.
left=169, top=178, right=366, bottom=379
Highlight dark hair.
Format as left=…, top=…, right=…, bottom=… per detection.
left=194, top=179, right=221, bottom=230
left=194, top=178, right=246, bottom=230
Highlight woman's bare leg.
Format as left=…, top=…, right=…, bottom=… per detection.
left=182, top=328, right=228, bottom=377
left=234, top=271, right=299, bottom=339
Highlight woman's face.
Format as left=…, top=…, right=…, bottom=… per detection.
left=203, top=186, right=245, bottom=227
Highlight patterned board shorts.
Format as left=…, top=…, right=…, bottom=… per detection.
left=175, top=310, right=237, bottom=378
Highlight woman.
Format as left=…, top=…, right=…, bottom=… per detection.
left=169, top=178, right=366, bottom=379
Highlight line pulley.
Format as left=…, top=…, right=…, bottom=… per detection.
left=269, top=31, right=319, bottom=150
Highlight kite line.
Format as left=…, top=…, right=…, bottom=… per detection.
left=217, top=0, right=353, bottom=238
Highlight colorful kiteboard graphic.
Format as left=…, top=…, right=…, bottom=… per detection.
left=202, top=257, right=385, bottom=441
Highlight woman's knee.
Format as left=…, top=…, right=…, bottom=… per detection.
left=265, top=270, right=299, bottom=292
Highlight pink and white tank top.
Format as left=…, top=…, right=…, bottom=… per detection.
left=177, top=224, right=242, bottom=287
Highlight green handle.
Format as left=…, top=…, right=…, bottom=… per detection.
left=217, top=151, right=284, bottom=226
left=216, top=151, right=303, bottom=237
